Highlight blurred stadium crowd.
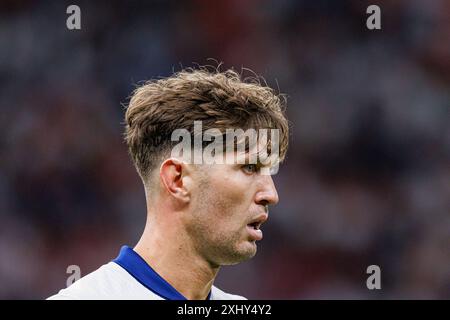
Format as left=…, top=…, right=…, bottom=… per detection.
left=0, top=0, right=449, bottom=299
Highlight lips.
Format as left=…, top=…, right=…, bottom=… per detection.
left=246, top=213, right=268, bottom=241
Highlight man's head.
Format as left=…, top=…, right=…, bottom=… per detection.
left=124, top=67, right=289, bottom=266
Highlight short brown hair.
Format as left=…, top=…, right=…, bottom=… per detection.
left=124, top=67, right=289, bottom=182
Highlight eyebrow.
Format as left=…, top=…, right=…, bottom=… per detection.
left=241, top=153, right=277, bottom=167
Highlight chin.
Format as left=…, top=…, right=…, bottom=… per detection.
left=230, top=242, right=258, bottom=264
left=210, top=239, right=258, bottom=266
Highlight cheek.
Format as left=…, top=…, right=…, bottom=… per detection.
left=212, top=176, right=251, bottom=219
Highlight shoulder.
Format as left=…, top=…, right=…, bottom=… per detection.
left=47, top=262, right=161, bottom=300
left=210, top=286, right=247, bottom=300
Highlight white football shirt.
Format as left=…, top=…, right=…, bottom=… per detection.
left=47, top=246, right=246, bottom=300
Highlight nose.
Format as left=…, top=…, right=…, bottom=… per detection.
left=255, top=175, right=279, bottom=207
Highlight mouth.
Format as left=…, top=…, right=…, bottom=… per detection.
left=248, top=221, right=263, bottom=230
left=246, top=213, right=268, bottom=241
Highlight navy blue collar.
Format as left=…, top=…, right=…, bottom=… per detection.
left=113, top=245, right=211, bottom=300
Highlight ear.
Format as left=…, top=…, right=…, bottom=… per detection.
left=159, top=158, right=191, bottom=203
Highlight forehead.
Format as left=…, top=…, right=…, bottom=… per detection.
left=175, top=126, right=281, bottom=173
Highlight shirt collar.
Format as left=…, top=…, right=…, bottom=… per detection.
left=113, top=245, right=211, bottom=300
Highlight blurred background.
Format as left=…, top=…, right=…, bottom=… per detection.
left=0, top=0, right=449, bottom=299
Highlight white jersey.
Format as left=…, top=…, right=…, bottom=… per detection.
left=47, top=246, right=246, bottom=300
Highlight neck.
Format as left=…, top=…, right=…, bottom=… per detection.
left=134, top=215, right=220, bottom=300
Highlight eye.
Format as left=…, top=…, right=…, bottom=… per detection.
left=242, top=164, right=259, bottom=174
